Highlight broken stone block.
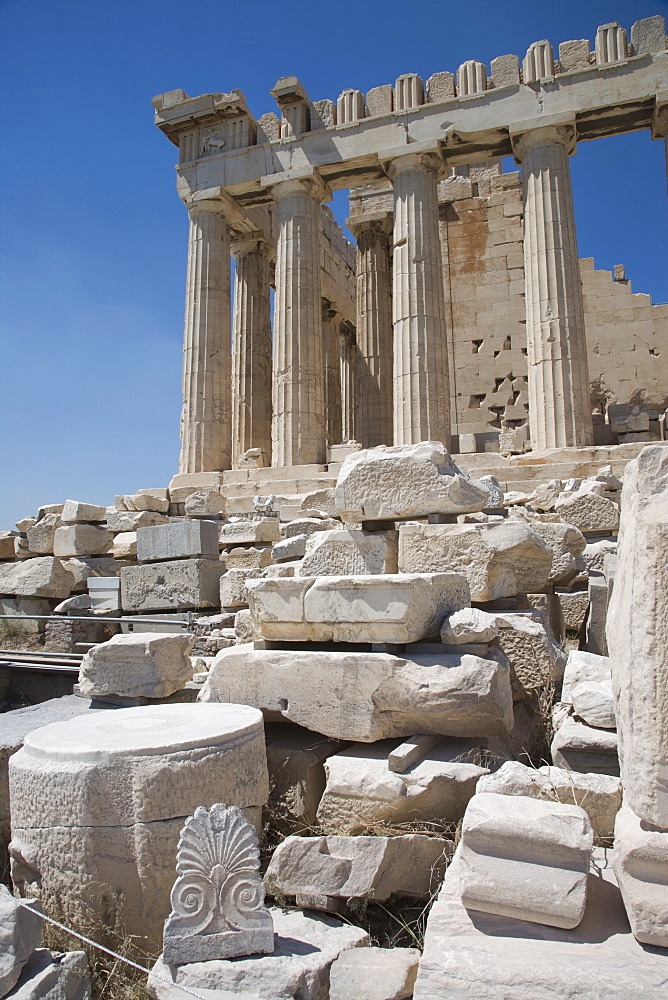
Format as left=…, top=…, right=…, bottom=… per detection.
left=606, top=446, right=668, bottom=827
left=282, top=517, right=341, bottom=539
left=612, top=802, right=668, bottom=948
left=163, top=804, right=273, bottom=964
left=300, top=488, right=337, bottom=515
left=298, top=528, right=398, bottom=577
left=329, top=947, right=420, bottom=1000
left=220, top=567, right=264, bottom=608
left=459, top=792, right=592, bottom=928
left=413, top=849, right=668, bottom=1000
left=562, top=650, right=615, bottom=729
left=441, top=607, right=498, bottom=644
left=0, top=884, right=44, bottom=997
left=526, top=519, right=586, bottom=585
left=582, top=537, right=616, bottom=575
left=263, top=561, right=299, bottom=578
left=183, top=490, right=226, bottom=518
left=398, top=521, right=552, bottom=601
left=59, top=556, right=123, bottom=592
left=631, top=13, right=666, bottom=54
left=106, top=510, right=170, bottom=533
left=121, top=558, right=224, bottom=611
left=7, top=948, right=91, bottom=1000
left=477, top=761, right=622, bottom=844
left=9, top=703, right=269, bottom=953
left=532, top=479, right=562, bottom=511
left=554, top=493, right=619, bottom=533
left=0, top=557, right=74, bottom=599
left=148, top=908, right=368, bottom=1000
left=551, top=713, right=619, bottom=776
left=219, top=519, right=281, bottom=547
left=25, top=514, right=60, bottom=555
left=224, top=546, right=273, bottom=570
left=61, top=499, right=106, bottom=523
left=557, top=589, right=589, bottom=633
left=317, top=737, right=489, bottom=832
left=201, top=646, right=513, bottom=742
left=493, top=611, right=566, bottom=700
left=131, top=493, right=170, bottom=513
left=388, top=734, right=444, bottom=772
left=14, top=517, right=37, bottom=533
left=246, top=572, right=470, bottom=643
left=272, top=534, right=308, bottom=561
left=112, top=531, right=137, bottom=559
left=137, top=520, right=220, bottom=562
left=265, top=833, right=449, bottom=911
left=264, top=724, right=347, bottom=832
left=0, top=531, right=17, bottom=560
left=78, top=632, right=195, bottom=700
left=234, top=608, right=262, bottom=643
left=53, top=525, right=114, bottom=557
left=336, top=442, right=489, bottom=522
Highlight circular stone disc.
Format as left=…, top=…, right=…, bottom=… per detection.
left=22, top=702, right=263, bottom=762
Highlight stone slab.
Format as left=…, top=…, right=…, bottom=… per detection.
left=137, top=520, right=220, bottom=562
left=121, top=558, right=224, bottom=611
left=201, top=645, right=513, bottom=742
left=77, top=632, right=195, bottom=699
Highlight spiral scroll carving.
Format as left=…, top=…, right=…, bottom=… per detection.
left=163, top=804, right=274, bottom=965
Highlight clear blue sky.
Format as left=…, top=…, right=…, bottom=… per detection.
left=1, top=0, right=666, bottom=530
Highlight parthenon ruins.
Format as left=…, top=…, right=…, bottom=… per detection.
left=2, top=12, right=668, bottom=1000
left=153, top=14, right=668, bottom=473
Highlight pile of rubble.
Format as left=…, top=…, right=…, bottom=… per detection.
left=1, top=441, right=667, bottom=999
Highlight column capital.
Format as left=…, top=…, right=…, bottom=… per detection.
left=260, top=167, right=330, bottom=204
left=184, top=186, right=245, bottom=222
left=230, top=232, right=274, bottom=261
left=346, top=212, right=393, bottom=239
left=339, top=320, right=356, bottom=346
left=383, top=147, right=444, bottom=181
left=511, top=123, right=576, bottom=161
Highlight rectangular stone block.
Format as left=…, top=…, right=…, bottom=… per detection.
left=298, top=528, right=398, bottom=577
left=459, top=792, right=593, bottom=928
left=219, top=520, right=281, bottom=547
left=53, top=525, right=114, bottom=557
left=61, top=500, right=107, bottom=523
left=0, top=557, right=74, bottom=599
left=201, top=646, right=513, bottom=742
left=613, top=802, right=668, bottom=948
left=551, top=714, right=619, bottom=776
left=246, top=573, right=470, bottom=644
left=558, top=39, right=591, bottom=72
left=106, top=510, right=169, bottom=533
left=137, top=520, right=220, bottom=562
left=490, top=54, right=520, bottom=86
left=121, top=558, right=224, bottom=611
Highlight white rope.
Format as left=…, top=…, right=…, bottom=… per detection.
left=18, top=900, right=211, bottom=1000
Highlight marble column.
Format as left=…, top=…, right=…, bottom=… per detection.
left=339, top=322, right=357, bottom=442
left=322, top=301, right=342, bottom=449
left=179, top=201, right=232, bottom=473
left=269, top=176, right=328, bottom=466
left=514, top=126, right=593, bottom=450
left=386, top=151, right=450, bottom=448
left=231, top=236, right=273, bottom=466
left=350, top=217, right=393, bottom=447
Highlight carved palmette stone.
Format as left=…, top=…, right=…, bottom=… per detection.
left=163, top=803, right=274, bottom=964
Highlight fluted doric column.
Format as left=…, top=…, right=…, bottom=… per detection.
left=386, top=151, right=450, bottom=447
left=349, top=216, right=393, bottom=447
left=268, top=174, right=328, bottom=466
left=339, top=321, right=357, bottom=441
left=322, top=300, right=343, bottom=449
left=179, top=200, right=232, bottom=473
left=231, top=236, right=273, bottom=466
left=514, top=126, right=593, bottom=450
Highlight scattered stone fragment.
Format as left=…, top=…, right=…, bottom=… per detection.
left=266, top=834, right=449, bottom=911
left=265, top=724, right=347, bottom=832
left=53, top=524, right=114, bottom=557
left=233, top=608, right=262, bottom=643
left=562, top=650, right=615, bottom=728
left=493, top=611, right=566, bottom=699
left=317, top=737, right=489, bottom=831
left=220, top=568, right=264, bottom=608
left=201, top=646, right=513, bottom=742
left=25, top=514, right=60, bottom=555
left=441, top=607, right=499, bottom=644
left=0, top=557, right=74, bottom=599
left=336, top=442, right=489, bottom=522
left=459, top=792, right=592, bottom=928
left=219, top=520, right=281, bottom=547
left=78, top=632, right=195, bottom=699
left=329, top=947, right=420, bottom=1000
left=272, top=535, right=308, bottom=561
left=398, top=521, right=552, bottom=600
left=112, top=531, right=137, bottom=558
left=612, top=801, right=668, bottom=948
left=61, top=500, right=106, bottom=523
left=106, top=510, right=169, bottom=533
left=554, top=492, right=619, bottom=533
left=225, top=546, right=273, bottom=570
left=149, top=908, right=368, bottom=1000
left=131, top=493, right=170, bottom=513
left=477, top=760, right=622, bottom=843
left=0, top=885, right=44, bottom=997
left=184, top=490, right=225, bottom=518
left=551, top=713, right=619, bottom=776
left=7, top=948, right=91, bottom=1000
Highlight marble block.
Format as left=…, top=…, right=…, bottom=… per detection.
left=298, top=528, right=398, bottom=576
left=329, top=947, right=419, bottom=1000
left=335, top=442, right=489, bottom=522
left=612, top=802, right=668, bottom=948
left=77, top=632, right=195, bottom=699
left=61, top=500, right=106, bottom=523
left=459, top=792, right=593, bottom=928
left=201, top=646, right=513, bottom=742
left=551, top=714, right=619, bottom=776
left=0, top=557, right=74, bottom=599
left=0, top=885, right=44, bottom=997
left=121, top=558, right=224, bottom=611
left=53, top=525, right=114, bottom=557
left=137, top=519, right=220, bottom=562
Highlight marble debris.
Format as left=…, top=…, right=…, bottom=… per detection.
left=459, top=792, right=593, bottom=928
left=77, top=632, right=195, bottom=700
left=329, top=947, right=420, bottom=1000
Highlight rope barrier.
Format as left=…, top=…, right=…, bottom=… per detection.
left=17, top=900, right=212, bottom=1000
